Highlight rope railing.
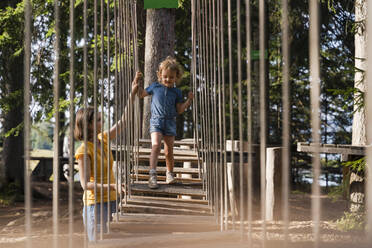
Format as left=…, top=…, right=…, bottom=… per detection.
left=20, top=0, right=372, bottom=247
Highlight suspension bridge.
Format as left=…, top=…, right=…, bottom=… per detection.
left=15, top=0, right=372, bottom=247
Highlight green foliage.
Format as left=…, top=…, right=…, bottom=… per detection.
left=4, top=123, right=23, bottom=138
left=31, top=122, right=53, bottom=150
left=335, top=211, right=366, bottom=232
left=328, top=185, right=344, bottom=202
left=0, top=182, right=23, bottom=206
left=344, top=157, right=366, bottom=173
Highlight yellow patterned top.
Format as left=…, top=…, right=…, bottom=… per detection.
left=75, top=132, right=116, bottom=205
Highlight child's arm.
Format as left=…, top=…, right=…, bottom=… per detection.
left=77, top=156, right=116, bottom=191
left=177, top=91, right=194, bottom=114
left=134, top=72, right=149, bottom=99
left=108, top=71, right=142, bottom=139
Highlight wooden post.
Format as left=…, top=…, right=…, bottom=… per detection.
left=265, top=147, right=282, bottom=221
left=227, top=162, right=238, bottom=216
left=180, top=144, right=192, bottom=200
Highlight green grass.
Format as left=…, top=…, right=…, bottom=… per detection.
left=335, top=211, right=366, bottom=232
left=328, top=185, right=345, bottom=202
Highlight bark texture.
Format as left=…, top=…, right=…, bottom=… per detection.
left=1, top=53, right=24, bottom=187
left=350, top=0, right=367, bottom=212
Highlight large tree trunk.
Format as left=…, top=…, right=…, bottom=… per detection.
left=350, top=0, right=367, bottom=212
left=353, top=0, right=367, bottom=146
left=142, top=9, right=175, bottom=138
left=2, top=53, right=24, bottom=188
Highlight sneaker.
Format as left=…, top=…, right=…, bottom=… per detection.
left=148, top=170, right=158, bottom=189
left=166, top=171, right=176, bottom=184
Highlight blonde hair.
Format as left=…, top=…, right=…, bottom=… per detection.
left=74, top=106, right=95, bottom=141
left=157, top=56, right=184, bottom=85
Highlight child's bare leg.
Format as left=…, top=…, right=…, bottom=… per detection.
left=164, top=136, right=176, bottom=184
left=150, top=132, right=162, bottom=170
left=163, top=135, right=175, bottom=172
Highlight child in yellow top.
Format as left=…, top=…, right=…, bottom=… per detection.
left=74, top=72, right=141, bottom=241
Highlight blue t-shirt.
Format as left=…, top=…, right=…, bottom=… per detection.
left=145, top=82, right=183, bottom=119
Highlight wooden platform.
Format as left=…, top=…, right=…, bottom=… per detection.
left=137, top=154, right=199, bottom=162
left=110, top=213, right=218, bottom=233
left=124, top=197, right=210, bottom=211
left=130, top=174, right=202, bottom=183
left=129, top=183, right=205, bottom=197
left=132, top=165, right=200, bottom=175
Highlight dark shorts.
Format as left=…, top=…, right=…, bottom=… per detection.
left=149, top=117, right=177, bottom=136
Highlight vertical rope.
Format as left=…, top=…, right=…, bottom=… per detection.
left=124, top=0, right=131, bottom=203
left=100, top=0, right=105, bottom=240
left=68, top=0, right=76, bottom=246
left=367, top=1, right=372, bottom=245
left=259, top=0, right=267, bottom=245
left=191, top=0, right=200, bottom=178
left=245, top=0, right=253, bottom=244
left=216, top=0, right=224, bottom=231
left=227, top=0, right=236, bottom=230
left=212, top=0, right=219, bottom=223
left=23, top=1, right=32, bottom=247
left=191, top=0, right=202, bottom=184
left=114, top=0, right=119, bottom=222
left=206, top=0, right=212, bottom=206
left=118, top=0, right=124, bottom=211
left=52, top=0, right=61, bottom=246
left=281, top=0, right=290, bottom=244
left=93, top=0, right=98, bottom=242
left=106, top=0, right=112, bottom=234
left=132, top=0, right=140, bottom=185
left=197, top=0, right=207, bottom=194
left=220, top=0, right=228, bottom=231
left=236, top=0, right=244, bottom=237
left=199, top=0, right=207, bottom=197
left=309, top=0, right=321, bottom=246
left=83, top=0, right=89, bottom=245
left=201, top=0, right=208, bottom=202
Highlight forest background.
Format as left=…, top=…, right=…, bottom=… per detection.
left=0, top=0, right=356, bottom=196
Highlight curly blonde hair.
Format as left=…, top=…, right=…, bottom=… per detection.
left=157, top=56, right=184, bottom=85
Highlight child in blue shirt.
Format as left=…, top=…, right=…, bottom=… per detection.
left=135, top=56, right=194, bottom=188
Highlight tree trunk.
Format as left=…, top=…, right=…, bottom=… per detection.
left=350, top=0, right=367, bottom=212
left=142, top=9, right=175, bottom=138
left=353, top=0, right=367, bottom=146
left=2, top=53, right=24, bottom=188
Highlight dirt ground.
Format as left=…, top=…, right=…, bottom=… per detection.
left=0, top=182, right=368, bottom=248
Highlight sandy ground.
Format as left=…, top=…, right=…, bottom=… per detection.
left=0, top=182, right=369, bottom=248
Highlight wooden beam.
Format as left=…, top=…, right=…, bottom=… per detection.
left=297, top=142, right=366, bottom=155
